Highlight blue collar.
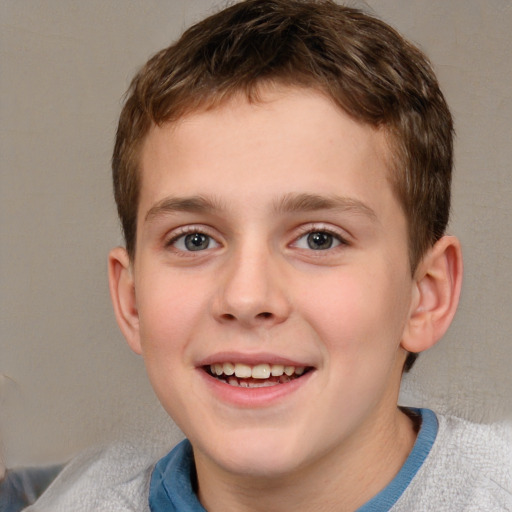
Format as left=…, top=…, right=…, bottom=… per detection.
left=149, top=439, right=205, bottom=511
left=356, top=408, right=438, bottom=511
left=149, top=408, right=438, bottom=511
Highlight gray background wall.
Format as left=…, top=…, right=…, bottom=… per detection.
left=1, top=0, right=511, bottom=469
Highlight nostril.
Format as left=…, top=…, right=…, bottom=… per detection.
left=217, top=311, right=278, bottom=324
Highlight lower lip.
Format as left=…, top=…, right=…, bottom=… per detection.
left=198, top=369, right=314, bottom=408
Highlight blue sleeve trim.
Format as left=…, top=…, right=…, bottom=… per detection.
left=356, top=408, right=438, bottom=512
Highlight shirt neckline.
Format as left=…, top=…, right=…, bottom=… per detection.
left=149, top=408, right=438, bottom=512
left=356, top=408, right=438, bottom=511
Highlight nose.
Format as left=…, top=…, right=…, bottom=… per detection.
left=212, top=243, right=291, bottom=328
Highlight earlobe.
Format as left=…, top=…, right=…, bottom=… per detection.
left=108, top=247, right=143, bottom=355
left=401, top=236, right=463, bottom=354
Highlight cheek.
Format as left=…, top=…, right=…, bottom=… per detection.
left=136, top=273, right=209, bottom=361
left=296, top=269, right=411, bottom=420
left=297, top=267, right=410, bottom=357
left=134, top=275, right=211, bottom=421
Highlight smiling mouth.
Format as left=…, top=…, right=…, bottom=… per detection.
left=205, top=362, right=312, bottom=388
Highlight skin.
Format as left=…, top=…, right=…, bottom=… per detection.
left=109, top=87, right=462, bottom=511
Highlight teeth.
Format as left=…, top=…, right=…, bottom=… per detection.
left=248, top=380, right=278, bottom=388
left=227, top=377, right=280, bottom=388
left=223, top=362, right=235, bottom=376
left=209, top=362, right=307, bottom=379
left=252, top=364, right=270, bottom=379
left=284, top=366, right=295, bottom=376
left=234, top=363, right=252, bottom=378
left=271, top=364, right=284, bottom=376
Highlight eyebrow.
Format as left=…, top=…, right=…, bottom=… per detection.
left=144, top=195, right=226, bottom=222
left=144, top=192, right=377, bottom=222
left=273, top=193, right=377, bottom=220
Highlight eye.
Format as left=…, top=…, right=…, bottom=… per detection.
left=294, top=230, right=343, bottom=251
left=170, top=232, right=220, bottom=252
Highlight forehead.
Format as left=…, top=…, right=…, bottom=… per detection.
left=137, top=87, right=397, bottom=224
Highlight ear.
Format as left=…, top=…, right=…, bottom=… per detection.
left=401, top=236, right=463, bottom=354
left=108, top=247, right=142, bottom=355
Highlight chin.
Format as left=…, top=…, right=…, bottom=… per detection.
left=217, top=451, right=303, bottom=479
left=195, top=427, right=310, bottom=478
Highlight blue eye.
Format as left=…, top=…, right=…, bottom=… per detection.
left=172, top=232, right=219, bottom=252
left=294, top=231, right=342, bottom=250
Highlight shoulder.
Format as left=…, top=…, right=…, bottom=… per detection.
left=23, top=439, right=170, bottom=512
left=434, top=413, right=512, bottom=492
left=394, top=411, right=512, bottom=511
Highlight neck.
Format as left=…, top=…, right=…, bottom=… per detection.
left=195, top=407, right=417, bottom=512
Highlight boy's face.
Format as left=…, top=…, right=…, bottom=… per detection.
left=122, top=87, right=416, bottom=478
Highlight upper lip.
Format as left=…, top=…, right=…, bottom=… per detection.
left=197, top=352, right=315, bottom=368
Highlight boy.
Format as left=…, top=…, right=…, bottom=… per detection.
left=27, top=0, right=511, bottom=510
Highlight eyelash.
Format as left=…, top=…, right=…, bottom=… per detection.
left=164, top=224, right=349, bottom=254
left=291, top=225, right=350, bottom=251
left=164, top=226, right=220, bottom=254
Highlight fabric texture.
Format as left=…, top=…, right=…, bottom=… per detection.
left=0, top=465, right=63, bottom=512
left=391, top=414, right=512, bottom=511
left=21, top=438, right=167, bottom=512
left=24, top=409, right=512, bottom=511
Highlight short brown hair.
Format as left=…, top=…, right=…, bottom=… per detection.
left=112, top=0, right=454, bottom=369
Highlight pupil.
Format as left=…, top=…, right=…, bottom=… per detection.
left=185, top=233, right=209, bottom=251
left=307, top=232, right=332, bottom=250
